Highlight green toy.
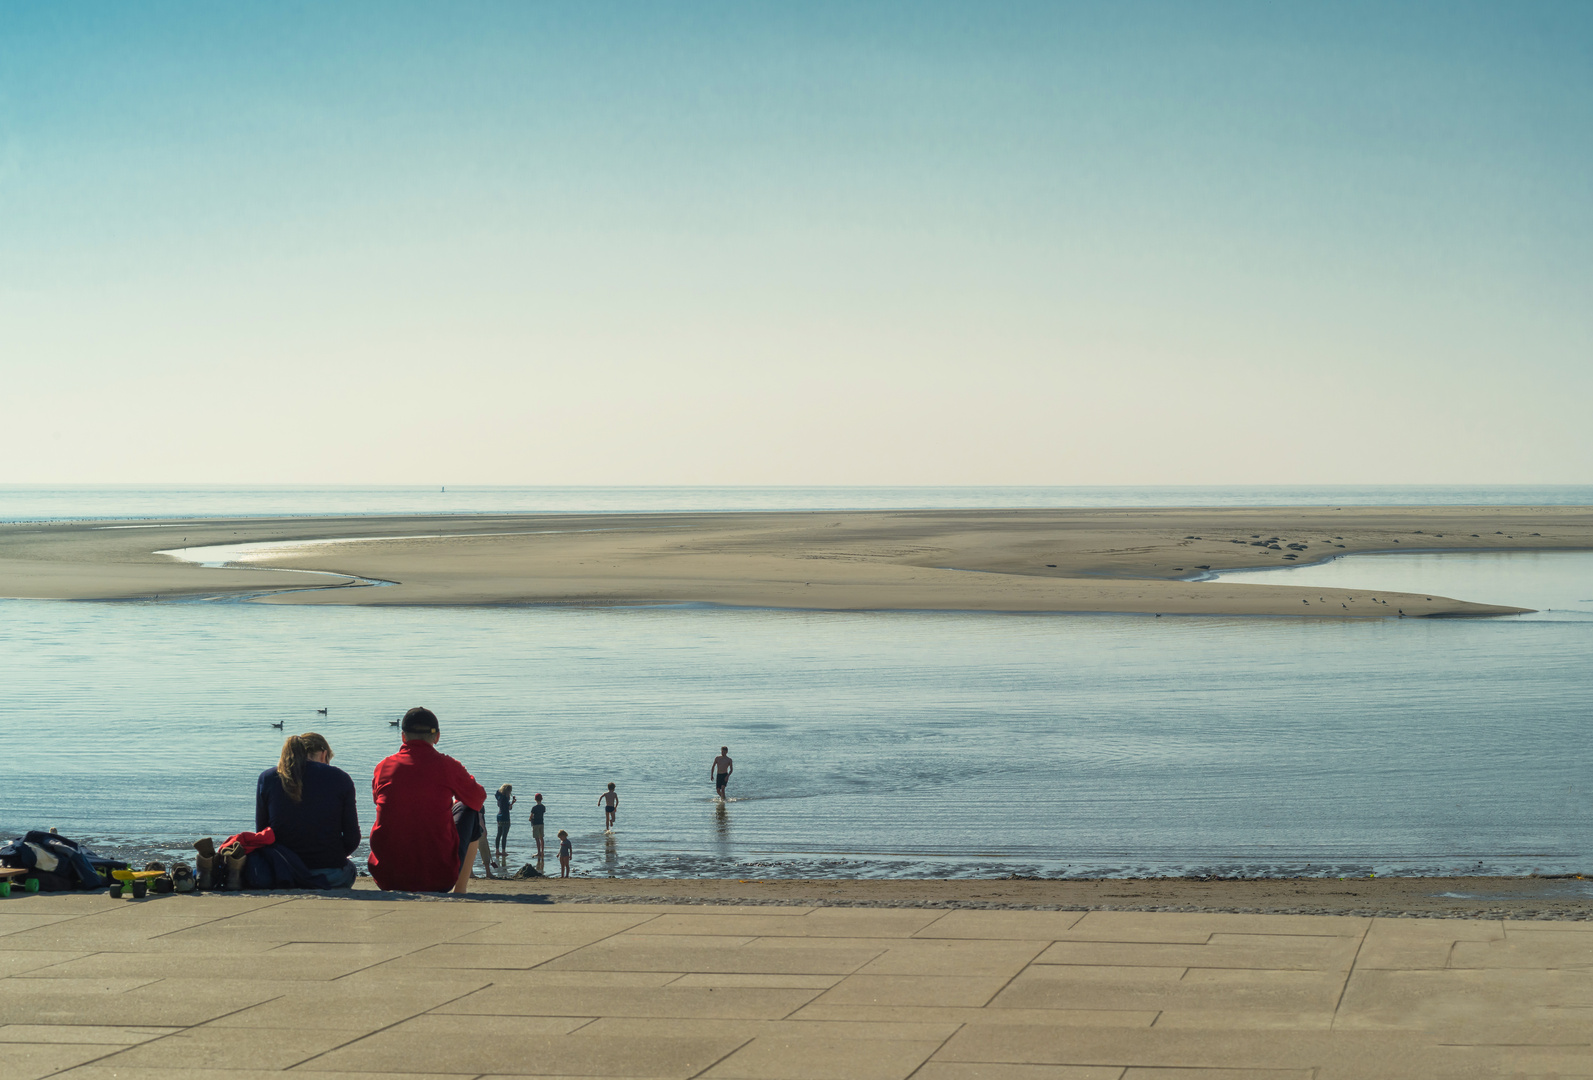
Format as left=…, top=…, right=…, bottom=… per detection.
left=0, top=867, right=40, bottom=898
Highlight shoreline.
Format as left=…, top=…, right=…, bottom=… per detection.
left=392, top=874, right=1593, bottom=920
left=3, top=505, right=1589, bottom=615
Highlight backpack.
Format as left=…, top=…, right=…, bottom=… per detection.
left=0, top=831, right=125, bottom=890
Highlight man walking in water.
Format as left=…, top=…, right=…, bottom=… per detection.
left=710, top=746, right=733, bottom=800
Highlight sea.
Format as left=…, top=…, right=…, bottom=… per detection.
left=2, top=485, right=1590, bottom=881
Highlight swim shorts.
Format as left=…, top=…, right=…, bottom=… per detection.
left=452, top=803, right=486, bottom=872
left=716, top=772, right=729, bottom=789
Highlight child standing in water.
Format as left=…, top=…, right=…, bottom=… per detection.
left=599, top=783, right=618, bottom=831
left=557, top=830, right=571, bottom=877
left=529, top=793, right=546, bottom=863
left=494, top=784, right=516, bottom=865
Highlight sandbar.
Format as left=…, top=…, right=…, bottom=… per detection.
left=3, top=505, right=1590, bottom=616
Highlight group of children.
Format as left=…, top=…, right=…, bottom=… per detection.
left=490, top=781, right=618, bottom=878
left=484, top=748, right=731, bottom=880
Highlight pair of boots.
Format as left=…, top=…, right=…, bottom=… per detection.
left=135, top=860, right=196, bottom=894
left=192, top=838, right=245, bottom=890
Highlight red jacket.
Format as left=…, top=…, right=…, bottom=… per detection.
left=367, top=739, right=486, bottom=892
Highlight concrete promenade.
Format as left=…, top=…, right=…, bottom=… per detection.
left=1, top=889, right=1589, bottom=1079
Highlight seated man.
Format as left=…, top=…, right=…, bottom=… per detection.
left=368, top=707, right=488, bottom=894
left=256, top=732, right=361, bottom=889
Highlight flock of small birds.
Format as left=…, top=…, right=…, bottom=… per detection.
left=271, top=707, right=334, bottom=729
left=269, top=708, right=416, bottom=729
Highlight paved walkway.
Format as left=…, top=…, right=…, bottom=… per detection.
left=1, top=890, right=1588, bottom=1079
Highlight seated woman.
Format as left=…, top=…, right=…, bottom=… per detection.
left=256, top=732, right=361, bottom=889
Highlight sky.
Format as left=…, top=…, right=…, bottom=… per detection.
left=1, top=2, right=1589, bottom=485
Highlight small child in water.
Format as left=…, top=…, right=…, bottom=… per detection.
left=599, top=782, right=618, bottom=831
left=557, top=829, right=571, bottom=877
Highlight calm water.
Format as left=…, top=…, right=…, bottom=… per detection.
left=5, top=484, right=1593, bottom=522
left=3, top=551, right=1589, bottom=879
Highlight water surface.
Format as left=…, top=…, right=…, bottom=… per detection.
left=5, top=483, right=1590, bottom=522
left=3, top=549, right=1588, bottom=879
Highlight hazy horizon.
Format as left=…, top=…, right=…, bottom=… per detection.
left=3, top=2, right=1589, bottom=486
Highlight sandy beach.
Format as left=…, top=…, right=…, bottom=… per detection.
left=2, top=506, right=1589, bottom=616
left=456, top=873, right=1593, bottom=920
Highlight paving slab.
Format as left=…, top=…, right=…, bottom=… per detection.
left=989, top=963, right=1346, bottom=1014
left=1, top=897, right=1587, bottom=1078
left=1033, top=934, right=1359, bottom=972
left=0, top=1042, right=114, bottom=1080
left=82, top=1024, right=371, bottom=1070
left=1056, top=912, right=1369, bottom=943
left=0, top=913, right=86, bottom=935
left=444, top=912, right=660, bottom=945
left=200, top=978, right=493, bottom=1029
left=809, top=974, right=1013, bottom=1008
left=1352, top=917, right=1504, bottom=969
left=912, top=911, right=1089, bottom=940
left=303, top=1019, right=746, bottom=1076
left=434, top=981, right=825, bottom=1019
left=913, top=1065, right=1125, bottom=1080
left=0, top=1024, right=179, bottom=1044
left=631, top=909, right=946, bottom=939
left=699, top=1033, right=944, bottom=1080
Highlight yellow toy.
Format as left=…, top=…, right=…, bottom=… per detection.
left=108, top=868, right=165, bottom=898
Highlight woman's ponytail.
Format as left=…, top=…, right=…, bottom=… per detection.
left=277, top=735, right=309, bottom=803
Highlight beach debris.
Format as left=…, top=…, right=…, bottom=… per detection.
left=513, top=863, right=545, bottom=879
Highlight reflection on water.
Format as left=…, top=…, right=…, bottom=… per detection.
left=1210, top=550, right=1593, bottom=621
left=2, top=551, right=1590, bottom=879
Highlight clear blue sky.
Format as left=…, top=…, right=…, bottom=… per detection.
left=2, top=2, right=1588, bottom=484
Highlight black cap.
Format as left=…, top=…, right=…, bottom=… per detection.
left=401, top=706, right=439, bottom=734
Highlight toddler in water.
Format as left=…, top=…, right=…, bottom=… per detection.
left=599, top=782, right=618, bottom=831
left=557, top=830, right=571, bottom=877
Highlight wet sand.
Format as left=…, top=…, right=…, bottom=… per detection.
left=459, top=874, right=1593, bottom=920
left=3, top=506, right=1590, bottom=615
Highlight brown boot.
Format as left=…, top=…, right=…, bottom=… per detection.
left=222, top=843, right=246, bottom=890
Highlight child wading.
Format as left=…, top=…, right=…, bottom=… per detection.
left=598, top=782, right=618, bottom=832
left=493, top=784, right=516, bottom=865
left=557, top=830, right=572, bottom=877
left=528, top=793, right=546, bottom=863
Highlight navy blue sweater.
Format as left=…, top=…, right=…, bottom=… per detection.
left=256, top=761, right=362, bottom=870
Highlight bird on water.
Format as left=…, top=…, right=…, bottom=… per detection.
left=270, top=721, right=284, bottom=729
left=316, top=707, right=328, bottom=715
